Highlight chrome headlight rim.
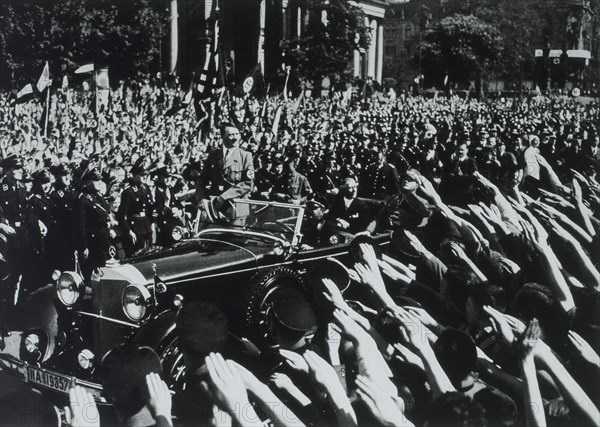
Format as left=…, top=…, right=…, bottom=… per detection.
left=19, top=328, right=48, bottom=363
left=56, top=271, right=85, bottom=307
left=122, top=284, right=153, bottom=322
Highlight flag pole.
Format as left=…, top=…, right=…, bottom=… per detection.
left=43, top=85, right=50, bottom=138
left=283, top=66, right=291, bottom=101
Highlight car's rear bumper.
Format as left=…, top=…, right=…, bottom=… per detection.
left=0, top=353, right=107, bottom=404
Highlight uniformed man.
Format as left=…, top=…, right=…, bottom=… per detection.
left=0, top=155, right=27, bottom=231
left=271, top=158, right=312, bottom=203
left=196, top=121, right=254, bottom=225
left=153, top=165, right=184, bottom=247
left=75, top=167, right=111, bottom=280
left=117, top=159, right=154, bottom=256
left=0, top=155, right=29, bottom=293
left=49, top=164, right=77, bottom=270
left=26, top=169, right=57, bottom=288
left=360, top=146, right=401, bottom=201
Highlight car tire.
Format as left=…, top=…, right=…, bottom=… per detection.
left=157, top=333, right=186, bottom=393
left=244, top=266, right=307, bottom=345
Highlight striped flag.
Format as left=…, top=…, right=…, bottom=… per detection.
left=37, top=61, right=51, bottom=92
left=193, top=0, right=222, bottom=121
left=75, top=63, right=94, bottom=74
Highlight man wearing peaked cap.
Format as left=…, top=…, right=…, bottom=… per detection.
left=117, top=158, right=154, bottom=256
left=49, top=163, right=77, bottom=270
left=0, top=155, right=30, bottom=311
left=75, top=167, right=111, bottom=279
left=0, top=155, right=26, bottom=229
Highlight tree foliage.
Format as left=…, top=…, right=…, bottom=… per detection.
left=419, top=14, right=502, bottom=86
left=457, top=0, right=545, bottom=81
left=282, top=0, right=370, bottom=88
left=0, top=0, right=167, bottom=89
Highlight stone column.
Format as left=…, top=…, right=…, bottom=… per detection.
left=368, top=19, right=377, bottom=78
left=377, top=20, right=384, bottom=82
left=169, top=0, right=178, bottom=74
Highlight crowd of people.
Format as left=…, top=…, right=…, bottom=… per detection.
left=0, top=77, right=599, bottom=426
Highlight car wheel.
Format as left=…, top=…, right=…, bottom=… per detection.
left=157, top=334, right=186, bottom=393
left=244, top=266, right=308, bottom=346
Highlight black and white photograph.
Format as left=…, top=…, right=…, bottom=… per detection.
left=0, top=0, right=599, bottom=425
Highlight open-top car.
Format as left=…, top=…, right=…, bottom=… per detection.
left=0, top=199, right=390, bottom=403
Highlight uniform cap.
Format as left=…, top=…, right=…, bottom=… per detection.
left=130, top=158, right=148, bottom=176
left=50, top=163, right=70, bottom=177
left=80, top=166, right=103, bottom=182
left=32, top=169, right=52, bottom=185
left=1, top=154, right=23, bottom=170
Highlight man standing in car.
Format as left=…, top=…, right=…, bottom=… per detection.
left=196, top=121, right=254, bottom=224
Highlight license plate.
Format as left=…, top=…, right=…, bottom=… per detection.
left=27, top=366, right=72, bottom=393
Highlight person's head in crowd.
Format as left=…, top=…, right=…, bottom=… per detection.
left=1, top=154, right=24, bottom=181
left=510, top=282, right=566, bottom=344
left=341, top=177, right=359, bottom=200
left=434, top=328, right=477, bottom=386
left=32, top=169, right=53, bottom=195
left=81, top=167, right=105, bottom=195
left=51, top=163, right=71, bottom=188
left=455, top=142, right=469, bottom=161
left=426, top=392, right=487, bottom=427
left=423, top=210, right=462, bottom=252
left=273, top=157, right=284, bottom=175
left=283, top=157, right=297, bottom=177
left=108, top=192, right=121, bottom=213
left=113, top=166, right=126, bottom=183
left=220, top=121, right=241, bottom=149
left=402, top=168, right=422, bottom=193
left=474, top=387, right=518, bottom=427
left=176, top=301, right=229, bottom=370
left=22, top=171, right=33, bottom=192
left=99, top=342, right=162, bottom=421
left=130, top=159, right=148, bottom=185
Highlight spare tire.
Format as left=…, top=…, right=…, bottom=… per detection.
left=244, top=266, right=316, bottom=349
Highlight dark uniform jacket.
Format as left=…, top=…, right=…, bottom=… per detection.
left=155, top=185, right=183, bottom=246
left=117, top=183, right=154, bottom=239
left=50, top=184, right=77, bottom=266
left=360, top=161, right=401, bottom=201
left=75, top=190, right=111, bottom=273
left=0, top=176, right=27, bottom=227
left=272, top=172, right=312, bottom=202
left=26, top=192, right=57, bottom=255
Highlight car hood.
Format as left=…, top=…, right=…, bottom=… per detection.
left=120, top=235, right=277, bottom=284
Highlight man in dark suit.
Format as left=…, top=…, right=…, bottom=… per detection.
left=196, top=122, right=254, bottom=224
left=325, top=177, right=375, bottom=235
left=441, top=142, right=478, bottom=205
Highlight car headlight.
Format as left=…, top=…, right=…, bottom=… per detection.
left=19, top=329, right=48, bottom=363
left=172, top=226, right=184, bottom=241
left=122, top=284, right=152, bottom=322
left=56, top=271, right=85, bottom=306
left=78, top=349, right=95, bottom=370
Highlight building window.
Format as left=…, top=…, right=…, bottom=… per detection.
left=385, top=46, right=397, bottom=55
left=405, top=25, right=412, bottom=39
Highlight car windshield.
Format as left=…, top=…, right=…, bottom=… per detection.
left=202, top=199, right=304, bottom=245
